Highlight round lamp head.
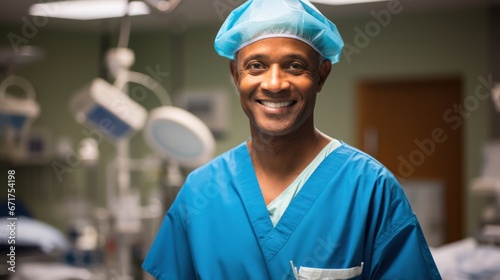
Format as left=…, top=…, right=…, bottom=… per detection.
left=143, top=106, right=215, bottom=168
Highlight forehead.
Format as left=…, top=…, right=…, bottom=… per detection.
left=236, top=37, right=320, bottom=62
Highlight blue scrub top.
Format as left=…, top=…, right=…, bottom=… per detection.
left=143, top=142, right=441, bottom=279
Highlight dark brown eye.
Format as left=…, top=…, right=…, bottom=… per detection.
left=249, top=62, right=264, bottom=70
left=286, top=62, right=306, bottom=73
left=289, top=63, right=303, bottom=69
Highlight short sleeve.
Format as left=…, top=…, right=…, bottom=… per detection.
left=367, top=172, right=441, bottom=280
left=370, top=214, right=441, bottom=279
left=142, top=206, right=196, bottom=280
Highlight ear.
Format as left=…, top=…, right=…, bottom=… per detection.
left=229, top=60, right=240, bottom=88
left=316, top=60, right=331, bottom=93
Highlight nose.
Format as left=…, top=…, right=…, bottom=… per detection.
left=261, top=64, right=290, bottom=93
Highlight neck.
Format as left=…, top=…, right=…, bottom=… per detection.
left=247, top=123, right=331, bottom=177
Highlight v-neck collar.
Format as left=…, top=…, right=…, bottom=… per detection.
left=232, top=141, right=344, bottom=262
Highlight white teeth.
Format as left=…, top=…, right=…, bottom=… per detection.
left=261, top=101, right=293, bottom=108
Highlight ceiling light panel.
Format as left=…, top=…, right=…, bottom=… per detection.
left=29, top=0, right=150, bottom=20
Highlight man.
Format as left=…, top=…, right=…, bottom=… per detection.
left=143, top=0, right=441, bottom=279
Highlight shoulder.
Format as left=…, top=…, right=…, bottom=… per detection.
left=333, top=141, right=413, bottom=223
left=171, top=142, right=247, bottom=203
left=167, top=143, right=248, bottom=217
left=333, top=141, right=398, bottom=184
left=339, top=142, right=406, bottom=198
left=186, top=142, right=247, bottom=182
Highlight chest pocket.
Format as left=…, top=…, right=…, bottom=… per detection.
left=296, top=262, right=364, bottom=280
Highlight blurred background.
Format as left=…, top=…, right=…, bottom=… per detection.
left=0, top=0, right=499, bottom=279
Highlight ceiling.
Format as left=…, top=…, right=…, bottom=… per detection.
left=0, top=0, right=498, bottom=33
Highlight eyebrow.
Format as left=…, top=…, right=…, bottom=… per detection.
left=240, top=53, right=312, bottom=66
left=283, top=54, right=310, bottom=63
left=241, top=54, right=268, bottom=66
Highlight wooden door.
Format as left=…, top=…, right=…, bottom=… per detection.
left=357, top=76, right=463, bottom=244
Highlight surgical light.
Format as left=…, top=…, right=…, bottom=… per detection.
left=29, top=0, right=150, bottom=20
left=70, top=47, right=215, bottom=167
left=0, top=75, right=40, bottom=160
left=144, top=106, right=215, bottom=168
left=69, top=77, right=148, bottom=140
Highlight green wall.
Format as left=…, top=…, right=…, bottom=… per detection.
left=0, top=7, right=491, bottom=237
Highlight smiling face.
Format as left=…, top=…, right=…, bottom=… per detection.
left=230, top=37, right=331, bottom=138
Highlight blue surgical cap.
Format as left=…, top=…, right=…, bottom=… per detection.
left=214, top=0, right=344, bottom=64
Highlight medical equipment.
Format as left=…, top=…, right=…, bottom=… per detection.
left=69, top=43, right=215, bottom=279
left=0, top=75, right=40, bottom=161
left=175, top=91, right=230, bottom=139
left=69, top=78, right=148, bottom=140
left=0, top=45, right=44, bottom=162
left=468, top=84, right=500, bottom=245
left=0, top=216, right=70, bottom=254
left=144, top=106, right=215, bottom=168
left=63, top=3, right=213, bottom=274
left=214, top=0, right=344, bottom=63
left=73, top=47, right=215, bottom=161
left=472, top=141, right=500, bottom=245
